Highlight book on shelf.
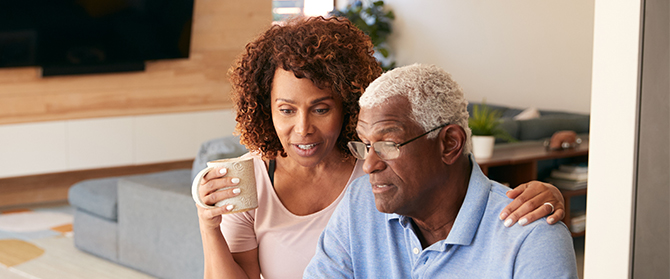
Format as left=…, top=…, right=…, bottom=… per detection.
left=570, top=211, right=586, bottom=233
left=550, top=169, right=588, bottom=181
left=546, top=177, right=587, bottom=190
left=558, top=163, right=588, bottom=174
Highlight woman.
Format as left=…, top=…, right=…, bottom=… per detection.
left=196, top=16, right=565, bottom=279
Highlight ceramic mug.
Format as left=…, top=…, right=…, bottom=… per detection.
left=191, top=156, right=258, bottom=214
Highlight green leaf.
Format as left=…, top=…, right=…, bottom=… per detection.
left=378, top=47, right=389, bottom=57
left=385, top=10, right=395, bottom=20
left=468, top=101, right=517, bottom=142
left=332, top=0, right=396, bottom=71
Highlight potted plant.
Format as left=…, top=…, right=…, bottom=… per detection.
left=468, top=102, right=516, bottom=159
left=330, top=0, right=396, bottom=71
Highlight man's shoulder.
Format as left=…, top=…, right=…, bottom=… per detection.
left=477, top=178, right=570, bottom=239
left=479, top=179, right=514, bottom=215
left=485, top=180, right=570, bottom=235
left=488, top=180, right=514, bottom=202
left=471, top=179, right=576, bottom=277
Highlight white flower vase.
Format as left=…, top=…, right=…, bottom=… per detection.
left=472, top=135, right=495, bottom=159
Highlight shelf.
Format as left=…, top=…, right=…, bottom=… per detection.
left=478, top=138, right=589, bottom=187
left=560, top=188, right=587, bottom=238
left=477, top=138, right=589, bottom=237
left=560, top=188, right=587, bottom=197
left=571, top=230, right=586, bottom=238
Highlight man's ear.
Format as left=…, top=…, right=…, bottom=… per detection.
left=440, top=124, right=466, bottom=165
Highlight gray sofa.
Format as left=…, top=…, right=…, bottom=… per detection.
left=68, top=135, right=248, bottom=279
left=466, top=102, right=590, bottom=143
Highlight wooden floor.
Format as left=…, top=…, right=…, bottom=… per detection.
left=0, top=203, right=157, bottom=279
left=0, top=236, right=156, bottom=279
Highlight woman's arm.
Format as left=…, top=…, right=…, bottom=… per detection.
left=499, top=181, right=566, bottom=227
left=198, top=166, right=261, bottom=279
left=199, top=211, right=260, bottom=279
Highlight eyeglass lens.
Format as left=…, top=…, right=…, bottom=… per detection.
left=347, top=141, right=400, bottom=160
left=347, top=142, right=369, bottom=159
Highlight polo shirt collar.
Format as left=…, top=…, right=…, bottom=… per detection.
left=386, top=154, right=491, bottom=247
left=443, top=154, right=490, bottom=246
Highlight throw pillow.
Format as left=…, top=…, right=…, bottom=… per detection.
left=513, top=107, right=541, bottom=120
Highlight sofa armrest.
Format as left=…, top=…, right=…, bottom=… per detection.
left=191, top=135, right=249, bottom=181
left=117, top=169, right=204, bottom=279
left=68, top=177, right=120, bottom=221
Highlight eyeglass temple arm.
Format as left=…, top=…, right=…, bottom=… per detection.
left=396, top=123, right=450, bottom=147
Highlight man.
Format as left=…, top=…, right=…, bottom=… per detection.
left=303, top=64, right=578, bottom=278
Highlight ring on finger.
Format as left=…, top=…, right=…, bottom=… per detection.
left=543, top=202, right=555, bottom=214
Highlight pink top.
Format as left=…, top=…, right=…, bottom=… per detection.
left=219, top=152, right=366, bottom=279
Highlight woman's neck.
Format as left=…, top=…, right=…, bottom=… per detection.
left=271, top=149, right=356, bottom=216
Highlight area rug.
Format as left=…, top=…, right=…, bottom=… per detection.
left=0, top=206, right=154, bottom=279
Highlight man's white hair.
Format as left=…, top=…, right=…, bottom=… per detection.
left=360, top=63, right=472, bottom=154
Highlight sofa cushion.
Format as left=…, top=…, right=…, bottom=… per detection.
left=191, top=135, right=249, bottom=181
left=497, top=118, right=520, bottom=143
left=468, top=102, right=590, bottom=143
left=513, top=107, right=541, bottom=120
left=68, top=177, right=120, bottom=221
left=517, top=114, right=590, bottom=141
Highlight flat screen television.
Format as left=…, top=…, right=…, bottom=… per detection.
left=0, top=0, right=194, bottom=76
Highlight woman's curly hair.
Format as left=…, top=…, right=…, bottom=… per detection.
left=229, top=16, right=382, bottom=160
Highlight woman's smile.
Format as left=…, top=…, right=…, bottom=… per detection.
left=293, top=142, right=321, bottom=156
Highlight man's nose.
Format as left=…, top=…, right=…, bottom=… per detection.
left=362, top=147, right=386, bottom=174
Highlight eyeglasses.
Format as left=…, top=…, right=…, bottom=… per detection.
left=347, top=123, right=450, bottom=160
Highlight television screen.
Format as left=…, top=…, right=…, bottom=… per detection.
left=0, top=0, right=194, bottom=76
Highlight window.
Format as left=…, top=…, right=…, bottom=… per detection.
left=273, top=0, right=335, bottom=23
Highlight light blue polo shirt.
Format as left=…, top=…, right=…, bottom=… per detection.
left=304, top=158, right=578, bottom=278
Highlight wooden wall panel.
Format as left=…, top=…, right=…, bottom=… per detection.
left=0, top=0, right=272, bottom=125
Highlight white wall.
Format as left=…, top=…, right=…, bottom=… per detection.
left=585, top=0, right=642, bottom=277
left=384, top=0, right=595, bottom=114
left=0, top=110, right=237, bottom=178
